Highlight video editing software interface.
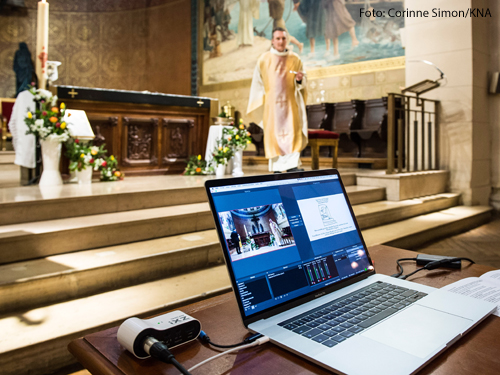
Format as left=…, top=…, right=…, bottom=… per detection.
left=209, top=174, right=372, bottom=317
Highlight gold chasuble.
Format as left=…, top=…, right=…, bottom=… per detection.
left=247, top=47, right=308, bottom=171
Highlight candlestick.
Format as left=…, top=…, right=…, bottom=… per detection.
left=36, top=0, right=49, bottom=90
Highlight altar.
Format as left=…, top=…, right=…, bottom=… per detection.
left=56, top=86, right=217, bottom=176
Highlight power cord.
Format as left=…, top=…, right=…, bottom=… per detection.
left=391, top=257, right=418, bottom=279
left=392, top=256, right=475, bottom=280
left=143, top=337, right=192, bottom=375
left=188, top=335, right=270, bottom=372
left=198, top=330, right=263, bottom=348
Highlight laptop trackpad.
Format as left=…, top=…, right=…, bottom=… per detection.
left=361, top=304, right=472, bottom=358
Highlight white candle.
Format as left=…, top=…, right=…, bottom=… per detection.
left=36, top=0, right=49, bottom=89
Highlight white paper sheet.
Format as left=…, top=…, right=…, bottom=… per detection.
left=441, top=270, right=500, bottom=317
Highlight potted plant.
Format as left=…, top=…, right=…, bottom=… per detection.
left=184, top=154, right=213, bottom=175
left=24, top=85, right=71, bottom=186
left=212, top=137, right=234, bottom=178
left=225, top=119, right=252, bottom=176
left=65, top=139, right=107, bottom=184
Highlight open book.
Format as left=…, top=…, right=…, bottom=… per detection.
left=442, top=270, right=500, bottom=317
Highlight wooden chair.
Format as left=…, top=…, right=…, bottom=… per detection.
left=307, top=130, right=339, bottom=170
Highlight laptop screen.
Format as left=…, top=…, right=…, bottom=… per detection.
left=207, top=172, right=373, bottom=318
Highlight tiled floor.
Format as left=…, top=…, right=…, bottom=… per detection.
left=417, top=211, right=500, bottom=269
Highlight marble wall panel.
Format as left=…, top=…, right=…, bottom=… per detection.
left=351, top=73, right=375, bottom=87
left=470, top=186, right=491, bottom=205
left=471, top=159, right=491, bottom=188
left=473, top=51, right=490, bottom=91
left=406, top=51, right=473, bottom=89
left=473, top=121, right=492, bottom=161
left=472, top=0, right=492, bottom=55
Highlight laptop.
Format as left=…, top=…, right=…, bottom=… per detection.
left=205, top=169, right=495, bottom=375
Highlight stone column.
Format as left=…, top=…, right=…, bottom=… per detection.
left=405, top=0, right=492, bottom=205
left=488, top=1, right=500, bottom=209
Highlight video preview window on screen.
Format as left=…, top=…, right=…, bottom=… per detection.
left=218, top=203, right=295, bottom=262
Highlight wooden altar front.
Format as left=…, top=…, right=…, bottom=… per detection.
left=57, top=86, right=217, bottom=176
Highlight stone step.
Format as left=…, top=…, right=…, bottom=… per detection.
left=0, top=230, right=223, bottom=313
left=353, top=193, right=460, bottom=229
left=0, top=151, right=15, bottom=164
left=0, top=193, right=456, bottom=314
left=0, top=265, right=232, bottom=375
left=244, top=155, right=387, bottom=169
left=362, top=206, right=493, bottom=249
left=0, top=171, right=358, bottom=226
left=0, top=185, right=381, bottom=264
left=0, top=202, right=214, bottom=264
left=0, top=176, right=208, bottom=226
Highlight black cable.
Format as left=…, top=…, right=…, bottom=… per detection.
left=145, top=337, right=192, bottom=375
left=391, top=257, right=417, bottom=278
left=395, top=257, right=475, bottom=280
left=199, top=330, right=263, bottom=349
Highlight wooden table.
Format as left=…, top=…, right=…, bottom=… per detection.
left=68, top=245, right=500, bottom=374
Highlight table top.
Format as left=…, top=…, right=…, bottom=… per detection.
left=68, top=245, right=500, bottom=375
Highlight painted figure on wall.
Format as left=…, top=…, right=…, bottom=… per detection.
left=202, top=0, right=405, bottom=86
left=323, top=0, right=359, bottom=60
left=237, top=0, right=260, bottom=47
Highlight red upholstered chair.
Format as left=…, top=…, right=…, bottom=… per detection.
left=307, top=129, right=340, bottom=170
left=1, top=100, right=15, bottom=151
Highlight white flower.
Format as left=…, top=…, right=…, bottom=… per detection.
left=83, top=153, right=93, bottom=163
left=93, top=158, right=103, bottom=170
left=34, top=95, right=41, bottom=101
left=36, top=89, right=53, bottom=100
left=106, top=171, right=112, bottom=177
left=51, top=95, right=58, bottom=107
left=35, top=119, right=44, bottom=127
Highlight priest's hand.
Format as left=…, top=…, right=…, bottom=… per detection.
left=296, top=71, right=304, bottom=82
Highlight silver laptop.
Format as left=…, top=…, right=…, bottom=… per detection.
left=205, top=169, right=495, bottom=375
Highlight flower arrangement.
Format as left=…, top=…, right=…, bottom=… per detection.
left=212, top=133, right=234, bottom=166
left=65, top=138, right=124, bottom=181
left=226, top=119, right=252, bottom=150
left=100, top=155, right=124, bottom=181
left=24, top=84, right=71, bottom=143
left=65, top=139, right=106, bottom=172
left=184, top=154, right=213, bottom=175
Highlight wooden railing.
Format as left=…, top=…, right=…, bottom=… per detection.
left=387, top=93, right=440, bottom=174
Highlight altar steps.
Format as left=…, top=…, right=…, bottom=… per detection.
left=0, top=169, right=493, bottom=375
left=0, top=151, right=19, bottom=189
left=0, top=172, right=358, bottom=226
left=0, top=204, right=491, bottom=375
left=0, top=193, right=460, bottom=315
left=0, top=266, right=232, bottom=375
left=0, top=184, right=378, bottom=265
left=244, top=155, right=388, bottom=169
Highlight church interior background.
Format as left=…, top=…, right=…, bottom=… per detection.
left=1, top=0, right=500, bottom=374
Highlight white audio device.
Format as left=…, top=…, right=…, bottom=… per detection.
left=117, top=310, right=202, bottom=359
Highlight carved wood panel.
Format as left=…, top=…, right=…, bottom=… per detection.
left=161, top=118, right=194, bottom=166
left=87, top=115, right=118, bottom=157
left=122, top=117, right=158, bottom=166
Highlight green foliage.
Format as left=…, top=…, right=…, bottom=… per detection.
left=184, top=155, right=213, bottom=175
left=24, top=85, right=71, bottom=142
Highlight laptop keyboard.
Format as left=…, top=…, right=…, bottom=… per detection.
left=278, top=281, right=427, bottom=348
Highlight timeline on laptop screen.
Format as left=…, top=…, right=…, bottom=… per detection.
left=210, top=175, right=372, bottom=317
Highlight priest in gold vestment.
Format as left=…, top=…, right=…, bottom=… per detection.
left=247, top=28, right=308, bottom=172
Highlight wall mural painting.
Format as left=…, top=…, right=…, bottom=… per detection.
left=202, top=0, right=405, bottom=85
